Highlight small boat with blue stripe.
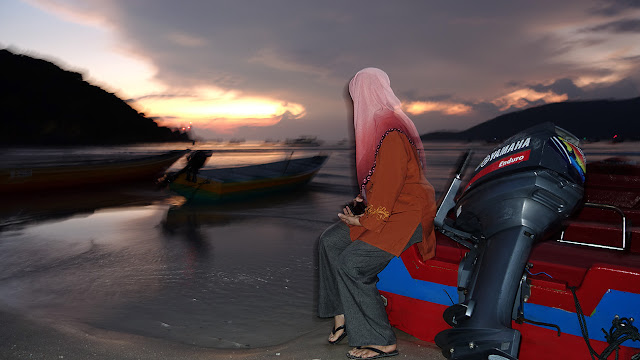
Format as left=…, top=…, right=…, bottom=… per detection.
left=165, top=151, right=328, bottom=203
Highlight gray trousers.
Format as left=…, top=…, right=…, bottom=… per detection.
left=317, top=221, right=421, bottom=346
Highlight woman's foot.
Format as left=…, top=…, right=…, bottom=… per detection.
left=328, top=314, right=346, bottom=344
left=347, top=344, right=398, bottom=359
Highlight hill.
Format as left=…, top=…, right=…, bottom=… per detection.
left=421, top=97, right=640, bottom=142
left=0, top=49, right=190, bottom=146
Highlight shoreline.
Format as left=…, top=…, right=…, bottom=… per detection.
left=0, top=308, right=445, bottom=359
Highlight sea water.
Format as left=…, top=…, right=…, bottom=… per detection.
left=0, top=140, right=638, bottom=348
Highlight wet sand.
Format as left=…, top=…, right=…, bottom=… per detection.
left=0, top=183, right=445, bottom=360
left=0, top=308, right=444, bottom=360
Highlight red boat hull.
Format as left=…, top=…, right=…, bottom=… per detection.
left=382, top=290, right=639, bottom=360
left=378, top=158, right=640, bottom=359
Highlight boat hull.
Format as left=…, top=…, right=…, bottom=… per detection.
left=378, top=224, right=640, bottom=359
left=169, top=155, right=328, bottom=202
left=0, top=150, right=187, bottom=192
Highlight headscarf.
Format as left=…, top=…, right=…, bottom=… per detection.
left=349, top=67, right=426, bottom=194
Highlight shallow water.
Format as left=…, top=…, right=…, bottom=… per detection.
left=0, top=140, right=638, bottom=348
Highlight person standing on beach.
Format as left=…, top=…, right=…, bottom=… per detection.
left=317, top=67, right=437, bottom=359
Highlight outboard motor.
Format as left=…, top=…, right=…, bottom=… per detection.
left=434, top=123, right=586, bottom=359
left=184, top=150, right=211, bottom=181
left=157, top=150, right=212, bottom=186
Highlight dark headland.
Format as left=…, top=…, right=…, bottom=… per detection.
left=0, top=49, right=190, bottom=146
left=421, top=96, right=640, bottom=143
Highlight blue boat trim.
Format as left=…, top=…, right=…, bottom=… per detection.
left=378, top=257, right=640, bottom=349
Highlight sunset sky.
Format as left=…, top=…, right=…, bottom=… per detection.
left=1, top=0, right=639, bottom=141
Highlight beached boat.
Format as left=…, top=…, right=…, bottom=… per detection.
left=0, top=150, right=188, bottom=193
left=377, top=123, right=640, bottom=359
left=168, top=153, right=329, bottom=202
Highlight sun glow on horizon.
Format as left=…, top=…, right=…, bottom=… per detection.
left=132, top=87, right=306, bottom=133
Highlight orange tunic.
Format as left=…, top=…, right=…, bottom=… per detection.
left=349, top=130, right=437, bottom=260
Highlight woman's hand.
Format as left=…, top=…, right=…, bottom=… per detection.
left=338, top=195, right=364, bottom=226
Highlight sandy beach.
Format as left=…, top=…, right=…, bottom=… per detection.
left=0, top=307, right=445, bottom=360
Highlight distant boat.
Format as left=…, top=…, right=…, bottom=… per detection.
left=228, top=138, right=246, bottom=144
left=263, top=139, right=281, bottom=145
left=285, top=136, right=323, bottom=147
left=168, top=154, right=328, bottom=202
left=0, top=150, right=188, bottom=193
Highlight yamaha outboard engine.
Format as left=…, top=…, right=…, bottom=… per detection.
left=434, top=123, right=586, bottom=359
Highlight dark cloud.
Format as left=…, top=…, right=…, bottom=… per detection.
left=581, top=77, right=640, bottom=99
left=530, top=78, right=586, bottom=98
left=528, top=77, right=639, bottom=100
left=398, top=90, right=455, bottom=103
left=149, top=116, right=178, bottom=120
left=589, top=0, right=640, bottom=16
left=584, top=18, right=640, bottom=34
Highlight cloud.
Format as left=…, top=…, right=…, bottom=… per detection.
left=131, top=85, right=307, bottom=133
left=404, top=101, right=472, bottom=116
left=17, top=0, right=640, bottom=138
left=492, top=89, right=568, bottom=112
left=166, top=32, right=208, bottom=47
left=584, top=19, right=640, bottom=34
left=589, top=0, right=640, bottom=16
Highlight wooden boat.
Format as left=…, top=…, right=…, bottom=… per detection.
left=377, top=127, right=639, bottom=359
left=0, top=150, right=188, bottom=193
left=168, top=154, right=328, bottom=202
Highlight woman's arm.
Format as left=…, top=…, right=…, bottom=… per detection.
left=339, top=131, right=408, bottom=229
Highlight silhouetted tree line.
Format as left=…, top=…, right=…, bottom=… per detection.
left=0, top=49, right=191, bottom=146
left=421, top=96, right=640, bottom=142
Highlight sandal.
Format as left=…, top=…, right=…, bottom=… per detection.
left=346, top=346, right=399, bottom=359
left=329, top=324, right=347, bottom=344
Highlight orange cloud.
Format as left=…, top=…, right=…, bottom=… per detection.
left=404, top=101, right=472, bottom=116
left=491, top=89, right=568, bottom=111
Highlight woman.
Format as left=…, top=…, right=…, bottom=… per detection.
left=317, top=67, right=437, bottom=359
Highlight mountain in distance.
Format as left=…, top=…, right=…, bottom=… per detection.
left=421, top=97, right=640, bottom=142
left=0, top=49, right=190, bottom=146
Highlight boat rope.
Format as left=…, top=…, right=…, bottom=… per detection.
left=526, top=268, right=554, bottom=279
left=282, top=151, right=295, bottom=175
left=569, top=286, right=640, bottom=360
left=515, top=316, right=562, bottom=337
left=443, top=289, right=455, bottom=305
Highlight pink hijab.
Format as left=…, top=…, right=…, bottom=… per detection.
left=349, top=67, right=426, bottom=194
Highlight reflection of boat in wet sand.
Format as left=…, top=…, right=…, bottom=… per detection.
left=168, top=154, right=329, bottom=202
left=0, top=186, right=173, bottom=230
left=0, top=150, right=188, bottom=193
left=377, top=124, right=640, bottom=359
